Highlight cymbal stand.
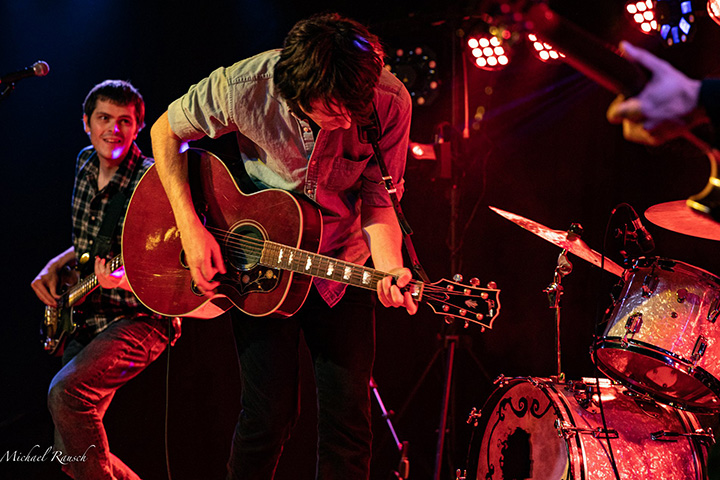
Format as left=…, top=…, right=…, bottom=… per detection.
left=543, top=250, right=572, bottom=379
left=542, top=223, right=580, bottom=378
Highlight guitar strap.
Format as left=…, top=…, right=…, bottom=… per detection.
left=88, top=191, right=127, bottom=270
left=360, top=103, right=431, bottom=283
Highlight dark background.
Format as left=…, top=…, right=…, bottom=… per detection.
left=3, top=0, right=720, bottom=479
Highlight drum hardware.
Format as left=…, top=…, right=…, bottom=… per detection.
left=691, top=336, right=709, bottom=367
left=466, top=407, right=482, bottom=428
left=677, top=288, right=689, bottom=303
left=707, top=297, right=720, bottom=323
left=554, top=419, right=619, bottom=440
left=641, top=273, right=659, bottom=297
left=455, top=469, right=466, bottom=480
left=621, top=312, right=643, bottom=346
left=544, top=239, right=575, bottom=378
left=651, top=428, right=716, bottom=445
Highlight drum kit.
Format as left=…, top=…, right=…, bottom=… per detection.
left=461, top=201, right=720, bottom=479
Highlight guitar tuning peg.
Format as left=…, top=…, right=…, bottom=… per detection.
left=464, top=320, right=469, bottom=329
left=453, top=273, right=463, bottom=282
left=444, top=315, right=454, bottom=325
left=469, top=277, right=480, bottom=286
left=487, top=281, right=497, bottom=289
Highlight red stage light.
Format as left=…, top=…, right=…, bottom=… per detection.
left=626, top=0, right=658, bottom=34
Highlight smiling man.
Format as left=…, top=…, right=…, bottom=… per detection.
left=150, top=12, right=415, bottom=480
left=31, top=80, right=175, bottom=479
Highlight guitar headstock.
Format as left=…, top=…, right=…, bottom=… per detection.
left=420, top=278, right=501, bottom=330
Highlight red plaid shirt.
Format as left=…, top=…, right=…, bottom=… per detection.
left=71, top=143, right=156, bottom=334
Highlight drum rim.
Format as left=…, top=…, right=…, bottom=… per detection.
left=627, top=256, right=720, bottom=284
left=593, top=338, right=720, bottom=412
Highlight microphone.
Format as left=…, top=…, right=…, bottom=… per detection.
left=627, top=205, right=655, bottom=253
left=0, top=61, right=50, bottom=85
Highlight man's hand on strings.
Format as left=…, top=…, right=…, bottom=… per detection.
left=181, top=222, right=226, bottom=294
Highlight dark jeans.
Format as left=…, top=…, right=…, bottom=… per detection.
left=227, top=286, right=376, bottom=480
left=47, top=316, right=170, bottom=479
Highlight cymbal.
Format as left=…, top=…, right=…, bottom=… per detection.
left=645, top=200, right=720, bottom=241
left=489, top=206, right=625, bottom=277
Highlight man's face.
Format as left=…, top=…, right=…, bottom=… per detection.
left=83, top=99, right=139, bottom=166
left=300, top=100, right=352, bottom=131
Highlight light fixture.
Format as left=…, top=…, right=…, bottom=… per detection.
left=466, top=30, right=511, bottom=71
left=708, top=0, right=720, bottom=25
left=387, top=47, right=440, bottom=106
left=626, top=0, right=658, bottom=34
left=655, top=0, right=697, bottom=45
left=526, top=34, right=565, bottom=63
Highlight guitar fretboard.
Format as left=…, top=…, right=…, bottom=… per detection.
left=260, top=241, right=418, bottom=293
left=66, top=255, right=123, bottom=306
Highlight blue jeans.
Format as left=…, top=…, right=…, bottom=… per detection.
left=227, top=286, right=375, bottom=480
left=48, top=315, right=169, bottom=479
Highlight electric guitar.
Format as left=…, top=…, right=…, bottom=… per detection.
left=41, top=255, right=123, bottom=356
left=511, top=1, right=720, bottom=217
left=121, top=149, right=500, bottom=327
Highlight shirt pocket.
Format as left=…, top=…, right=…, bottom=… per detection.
left=325, top=154, right=372, bottom=192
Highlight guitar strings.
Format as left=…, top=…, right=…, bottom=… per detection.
left=200, top=225, right=493, bottom=325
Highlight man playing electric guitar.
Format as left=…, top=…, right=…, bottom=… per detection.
left=150, top=13, right=416, bottom=480
left=31, top=80, right=176, bottom=479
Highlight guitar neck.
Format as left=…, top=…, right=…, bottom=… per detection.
left=66, top=255, right=123, bottom=307
left=260, top=241, right=417, bottom=292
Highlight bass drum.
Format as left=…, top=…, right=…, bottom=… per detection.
left=465, top=377, right=709, bottom=480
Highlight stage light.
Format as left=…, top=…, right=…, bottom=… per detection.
left=466, top=31, right=511, bottom=71
left=626, top=0, right=658, bottom=34
left=387, top=46, right=440, bottom=106
left=408, top=142, right=437, bottom=160
left=526, top=34, right=565, bottom=63
left=708, top=0, right=720, bottom=25
left=655, top=0, right=697, bottom=45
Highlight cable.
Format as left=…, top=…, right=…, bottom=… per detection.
left=165, top=320, right=173, bottom=480
left=593, top=206, right=624, bottom=480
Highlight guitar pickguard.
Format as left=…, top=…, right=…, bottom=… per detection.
left=220, top=265, right=282, bottom=295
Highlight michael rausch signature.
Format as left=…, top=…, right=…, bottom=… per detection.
left=1, top=444, right=95, bottom=465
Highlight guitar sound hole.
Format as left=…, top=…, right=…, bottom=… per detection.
left=226, top=223, right=264, bottom=271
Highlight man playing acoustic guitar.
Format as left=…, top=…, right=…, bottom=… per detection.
left=149, top=12, right=417, bottom=480
left=31, top=80, right=176, bottom=479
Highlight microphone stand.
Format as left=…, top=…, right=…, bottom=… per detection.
left=370, top=377, right=410, bottom=480
left=0, top=83, right=14, bottom=104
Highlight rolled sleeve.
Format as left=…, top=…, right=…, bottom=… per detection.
left=167, top=66, right=238, bottom=141
left=360, top=78, right=412, bottom=207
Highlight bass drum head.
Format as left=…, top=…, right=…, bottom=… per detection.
left=465, top=377, right=708, bottom=480
left=465, top=379, right=569, bottom=480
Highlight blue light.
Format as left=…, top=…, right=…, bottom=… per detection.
left=681, top=1, right=693, bottom=14
left=679, top=17, right=691, bottom=34
left=672, top=26, right=680, bottom=43
left=660, top=24, right=671, bottom=39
